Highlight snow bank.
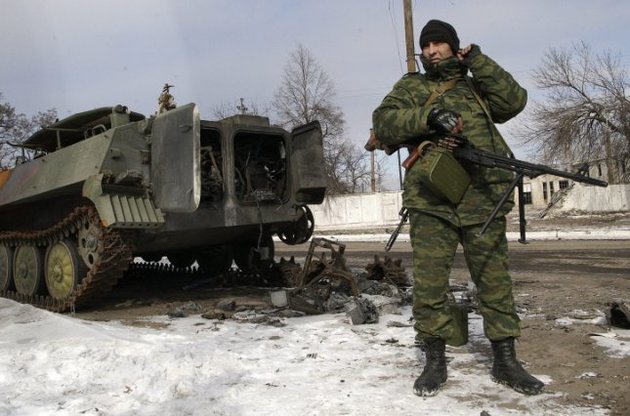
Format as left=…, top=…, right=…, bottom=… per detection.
left=0, top=299, right=618, bottom=416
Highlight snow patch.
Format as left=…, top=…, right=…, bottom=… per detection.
left=0, top=299, right=621, bottom=415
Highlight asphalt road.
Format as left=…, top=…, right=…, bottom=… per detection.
left=276, top=239, right=630, bottom=278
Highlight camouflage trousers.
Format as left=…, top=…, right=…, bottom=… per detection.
left=409, top=210, right=521, bottom=343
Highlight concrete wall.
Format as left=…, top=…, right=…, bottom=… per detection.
left=311, top=191, right=402, bottom=231
left=561, top=183, right=630, bottom=211
left=311, top=185, right=630, bottom=231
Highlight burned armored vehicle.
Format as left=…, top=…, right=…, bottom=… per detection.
left=0, top=101, right=326, bottom=311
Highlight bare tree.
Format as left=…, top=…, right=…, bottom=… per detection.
left=0, top=93, right=57, bottom=168
left=516, top=42, right=629, bottom=183
left=273, top=44, right=371, bottom=194
left=341, top=144, right=371, bottom=193
left=273, top=45, right=344, bottom=135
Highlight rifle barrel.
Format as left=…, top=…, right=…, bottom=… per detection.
left=454, top=147, right=608, bottom=187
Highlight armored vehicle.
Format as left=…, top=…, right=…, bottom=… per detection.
left=0, top=101, right=326, bottom=311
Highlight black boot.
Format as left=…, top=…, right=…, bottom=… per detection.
left=413, top=337, right=447, bottom=397
left=491, top=337, right=544, bottom=395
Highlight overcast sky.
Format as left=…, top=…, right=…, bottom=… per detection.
left=1, top=0, right=628, bottom=182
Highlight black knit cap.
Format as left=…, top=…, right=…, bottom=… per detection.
left=419, top=19, right=460, bottom=53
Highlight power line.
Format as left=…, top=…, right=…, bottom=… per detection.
left=387, top=0, right=406, bottom=76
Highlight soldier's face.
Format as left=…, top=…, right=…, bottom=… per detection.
left=422, top=41, right=454, bottom=66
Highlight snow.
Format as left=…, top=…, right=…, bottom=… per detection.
left=554, top=309, right=609, bottom=327
left=1, top=298, right=626, bottom=416
left=2, top=227, right=628, bottom=415
left=589, top=330, right=630, bottom=359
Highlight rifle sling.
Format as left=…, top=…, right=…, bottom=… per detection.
left=424, top=78, right=458, bottom=108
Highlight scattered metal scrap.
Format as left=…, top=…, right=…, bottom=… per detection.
left=346, top=297, right=379, bottom=325
left=281, top=238, right=359, bottom=314
left=295, top=237, right=358, bottom=294
left=158, top=236, right=482, bottom=328
left=271, top=237, right=414, bottom=324
left=364, top=255, right=409, bottom=286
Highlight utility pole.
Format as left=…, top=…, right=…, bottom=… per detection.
left=403, top=0, right=417, bottom=74
left=370, top=129, right=376, bottom=192
left=398, top=0, right=417, bottom=190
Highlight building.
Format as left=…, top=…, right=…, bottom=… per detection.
left=519, top=160, right=610, bottom=209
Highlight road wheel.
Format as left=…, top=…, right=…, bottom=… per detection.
left=278, top=205, right=314, bottom=245
left=0, top=244, right=14, bottom=291
left=45, top=240, right=86, bottom=300
left=77, top=216, right=103, bottom=269
left=13, top=245, right=44, bottom=296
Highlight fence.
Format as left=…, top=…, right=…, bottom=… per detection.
left=311, top=184, right=630, bottom=232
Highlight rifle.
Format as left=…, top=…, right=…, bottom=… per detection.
left=366, top=133, right=608, bottom=246
left=385, top=207, right=409, bottom=252
left=447, top=134, right=607, bottom=242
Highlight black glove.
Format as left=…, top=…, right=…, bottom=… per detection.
left=427, top=108, right=461, bottom=134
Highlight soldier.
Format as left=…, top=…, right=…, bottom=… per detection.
left=372, top=19, right=544, bottom=396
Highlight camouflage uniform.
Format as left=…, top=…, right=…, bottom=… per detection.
left=372, top=46, right=527, bottom=343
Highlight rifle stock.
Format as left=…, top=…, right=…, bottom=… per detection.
left=401, top=146, right=421, bottom=169
left=385, top=208, right=409, bottom=251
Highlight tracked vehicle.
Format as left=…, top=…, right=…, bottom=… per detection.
left=0, top=99, right=326, bottom=312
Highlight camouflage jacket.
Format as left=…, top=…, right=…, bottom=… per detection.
left=372, top=46, right=527, bottom=226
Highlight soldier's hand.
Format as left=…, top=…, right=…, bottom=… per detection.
left=457, top=44, right=481, bottom=65
left=457, top=45, right=473, bottom=60
left=427, top=108, right=462, bottom=134
left=363, top=131, right=402, bottom=155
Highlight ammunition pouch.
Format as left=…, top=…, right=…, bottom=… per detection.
left=416, top=141, right=471, bottom=205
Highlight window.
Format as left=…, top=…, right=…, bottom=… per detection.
left=542, top=182, right=548, bottom=202
left=559, top=180, right=569, bottom=190
left=550, top=181, right=555, bottom=197
left=521, top=183, right=532, bottom=205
